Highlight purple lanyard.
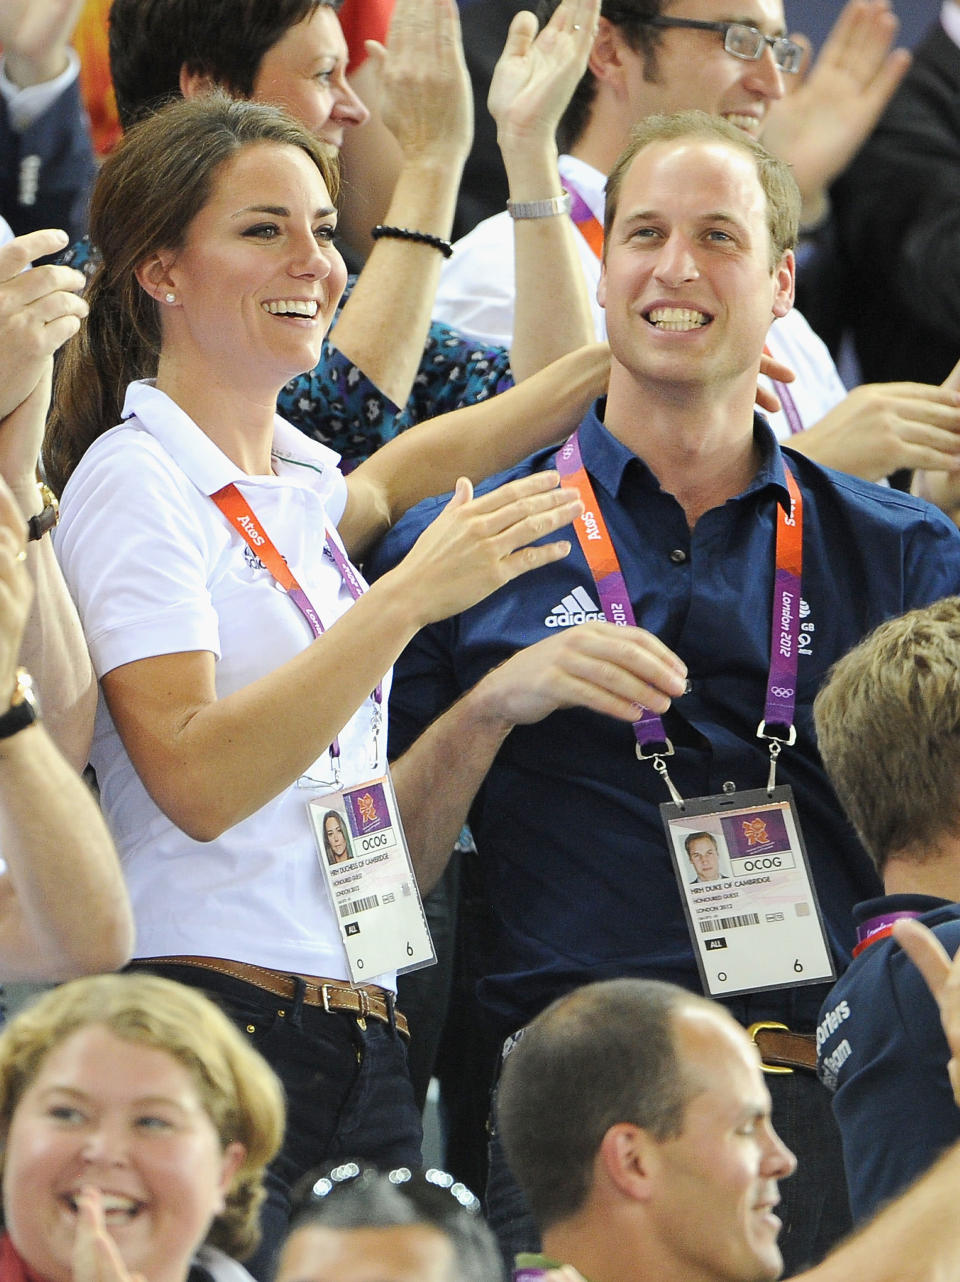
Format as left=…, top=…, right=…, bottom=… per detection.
left=211, top=483, right=381, bottom=763
left=555, top=432, right=802, bottom=792
left=764, top=345, right=805, bottom=436
left=853, top=910, right=922, bottom=957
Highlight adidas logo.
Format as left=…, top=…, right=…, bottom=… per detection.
left=545, top=585, right=605, bottom=628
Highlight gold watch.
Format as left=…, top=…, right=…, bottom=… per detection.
left=27, top=482, right=59, bottom=542
left=0, top=668, right=39, bottom=739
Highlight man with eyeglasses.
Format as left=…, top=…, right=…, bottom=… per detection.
left=643, top=13, right=805, bottom=73
left=434, top=0, right=960, bottom=490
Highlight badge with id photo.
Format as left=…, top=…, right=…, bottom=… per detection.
left=662, top=787, right=834, bottom=999
left=309, top=772, right=435, bottom=982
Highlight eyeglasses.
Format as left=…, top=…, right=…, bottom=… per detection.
left=295, top=1162, right=482, bottom=1215
left=642, top=16, right=804, bottom=74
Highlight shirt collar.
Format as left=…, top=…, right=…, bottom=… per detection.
left=120, top=380, right=341, bottom=498
left=573, top=401, right=792, bottom=513
left=853, top=893, right=954, bottom=925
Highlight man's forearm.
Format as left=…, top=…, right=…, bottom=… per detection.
left=391, top=681, right=513, bottom=894
left=802, top=1140, right=960, bottom=1282
left=0, top=721, right=132, bottom=980
left=15, top=489, right=96, bottom=770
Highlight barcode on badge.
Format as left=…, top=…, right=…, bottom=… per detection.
left=699, top=913, right=760, bottom=933
left=339, top=894, right=379, bottom=918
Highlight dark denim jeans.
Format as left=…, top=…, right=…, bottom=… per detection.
left=131, top=963, right=423, bottom=1281
left=486, top=1054, right=851, bottom=1279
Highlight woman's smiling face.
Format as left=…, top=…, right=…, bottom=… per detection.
left=2, top=1024, right=244, bottom=1282
left=150, top=140, right=347, bottom=395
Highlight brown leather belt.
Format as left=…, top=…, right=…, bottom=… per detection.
left=748, top=1021, right=817, bottom=1074
left=138, top=955, right=409, bottom=1038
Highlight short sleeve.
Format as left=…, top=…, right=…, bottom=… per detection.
left=56, top=431, right=222, bottom=678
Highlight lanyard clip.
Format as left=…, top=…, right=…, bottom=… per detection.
left=756, top=720, right=796, bottom=747
left=756, top=721, right=795, bottom=796
left=637, top=741, right=685, bottom=810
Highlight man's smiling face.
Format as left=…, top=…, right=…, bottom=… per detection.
left=619, top=0, right=790, bottom=138
left=598, top=135, right=794, bottom=394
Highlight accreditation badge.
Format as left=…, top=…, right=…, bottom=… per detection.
left=661, top=786, right=834, bottom=998
left=308, top=769, right=436, bottom=982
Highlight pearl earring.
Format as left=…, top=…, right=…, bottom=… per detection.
left=164, top=292, right=176, bottom=303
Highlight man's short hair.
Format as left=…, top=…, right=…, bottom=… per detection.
left=287, top=1163, right=503, bottom=1282
left=684, top=830, right=718, bottom=856
left=604, top=110, right=801, bottom=269
left=497, top=978, right=710, bottom=1231
left=108, top=0, right=342, bottom=129
left=814, top=597, right=960, bottom=874
left=535, top=0, right=667, bottom=151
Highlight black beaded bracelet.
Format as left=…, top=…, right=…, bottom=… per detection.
left=371, top=224, right=453, bottom=258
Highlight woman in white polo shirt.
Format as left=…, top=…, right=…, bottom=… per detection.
left=42, top=93, right=606, bottom=1271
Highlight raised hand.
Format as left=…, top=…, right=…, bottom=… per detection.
left=488, top=0, right=600, bottom=148
left=893, top=918, right=960, bottom=1107
left=761, top=0, right=910, bottom=223
left=365, top=0, right=472, bottom=166
left=0, top=229, right=87, bottom=422
left=0, top=0, right=87, bottom=87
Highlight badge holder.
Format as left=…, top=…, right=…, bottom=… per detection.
left=309, top=769, right=436, bottom=983
left=656, top=723, right=834, bottom=999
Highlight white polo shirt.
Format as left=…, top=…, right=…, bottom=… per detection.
left=56, top=381, right=392, bottom=981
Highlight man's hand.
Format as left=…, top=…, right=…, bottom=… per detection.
left=365, top=0, right=472, bottom=167
left=0, top=475, right=33, bottom=698
left=761, top=0, right=910, bottom=224
left=788, top=381, right=960, bottom=482
left=893, top=918, right=960, bottom=1107
left=472, top=621, right=688, bottom=733
left=757, top=350, right=796, bottom=416
left=0, top=229, right=87, bottom=423
left=488, top=0, right=600, bottom=150
left=0, top=0, right=86, bottom=88
left=910, top=355, right=960, bottom=518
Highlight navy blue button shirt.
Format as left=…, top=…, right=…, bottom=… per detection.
left=370, top=403, right=960, bottom=1034
left=817, top=893, right=960, bottom=1223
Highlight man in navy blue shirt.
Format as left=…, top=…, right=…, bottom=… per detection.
left=813, top=596, right=960, bottom=1227
left=371, top=111, right=960, bottom=1272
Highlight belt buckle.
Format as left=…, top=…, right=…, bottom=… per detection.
left=747, top=1020, right=794, bottom=1075
left=320, top=982, right=334, bottom=1015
